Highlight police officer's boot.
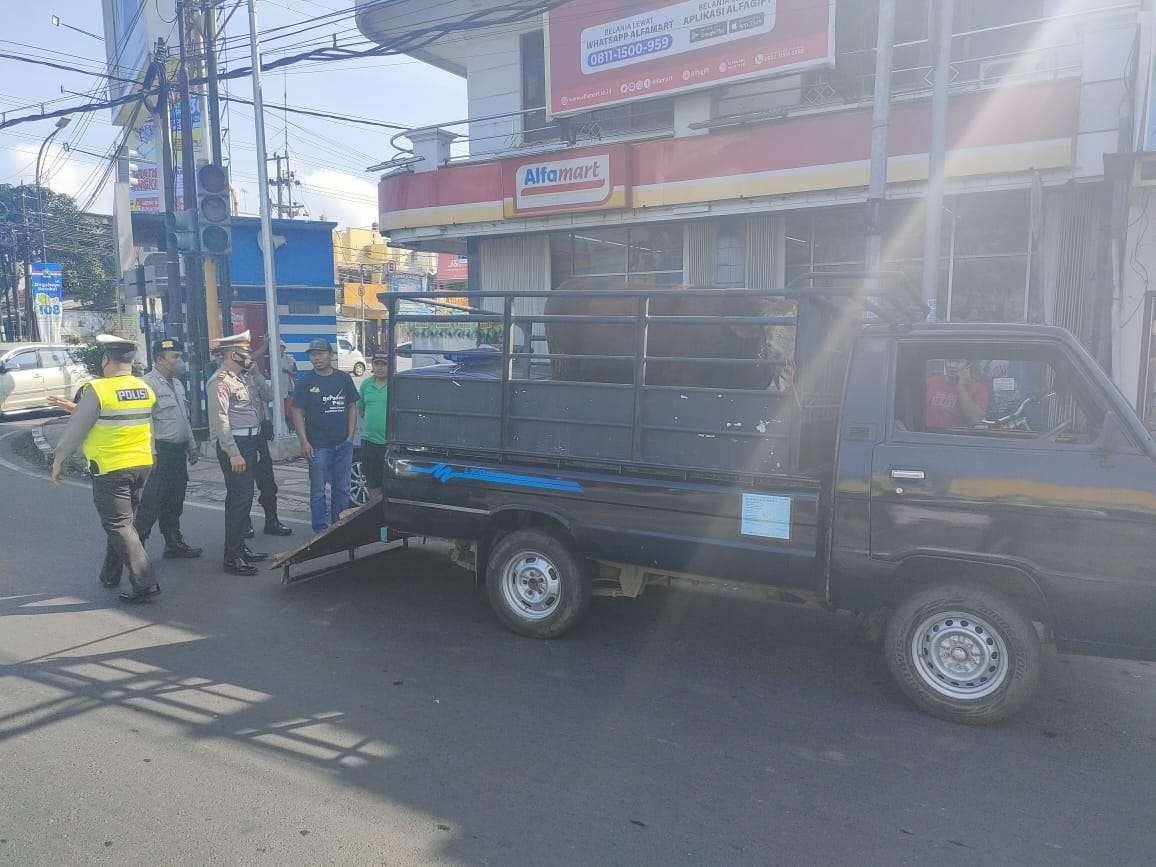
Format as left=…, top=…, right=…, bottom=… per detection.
left=223, top=556, right=259, bottom=576
left=240, top=544, right=269, bottom=563
left=163, top=534, right=204, bottom=559
left=263, top=509, right=293, bottom=537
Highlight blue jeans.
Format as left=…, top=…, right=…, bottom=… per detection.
left=308, top=441, right=353, bottom=531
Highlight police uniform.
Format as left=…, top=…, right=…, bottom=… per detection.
left=243, top=365, right=293, bottom=538
left=51, top=335, right=161, bottom=603
left=134, top=337, right=203, bottom=558
left=207, top=331, right=269, bottom=574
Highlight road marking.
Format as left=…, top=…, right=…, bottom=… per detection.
left=0, top=431, right=310, bottom=526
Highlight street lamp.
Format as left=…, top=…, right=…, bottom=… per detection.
left=35, top=116, right=71, bottom=256
left=50, top=15, right=104, bottom=41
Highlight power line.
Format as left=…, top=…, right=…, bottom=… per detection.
left=0, top=0, right=568, bottom=133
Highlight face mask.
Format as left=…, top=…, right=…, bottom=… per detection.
left=170, top=358, right=188, bottom=378
left=233, top=352, right=253, bottom=371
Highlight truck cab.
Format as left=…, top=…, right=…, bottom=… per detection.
left=834, top=324, right=1156, bottom=658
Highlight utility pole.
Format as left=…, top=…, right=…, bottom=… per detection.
left=19, top=190, right=36, bottom=341
left=247, top=0, right=287, bottom=437
left=919, top=0, right=955, bottom=321
left=268, top=152, right=304, bottom=219
left=177, top=0, right=208, bottom=430
left=203, top=0, right=232, bottom=337
left=154, top=42, right=185, bottom=342
left=864, top=0, right=897, bottom=280
left=273, top=153, right=284, bottom=217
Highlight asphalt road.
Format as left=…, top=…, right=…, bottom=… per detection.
left=1, top=414, right=1155, bottom=865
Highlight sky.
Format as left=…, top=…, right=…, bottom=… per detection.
left=0, top=0, right=468, bottom=230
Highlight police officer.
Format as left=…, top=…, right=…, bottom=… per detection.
left=207, top=331, right=269, bottom=576
left=242, top=336, right=293, bottom=539
left=50, top=335, right=161, bottom=603
left=134, top=336, right=203, bottom=558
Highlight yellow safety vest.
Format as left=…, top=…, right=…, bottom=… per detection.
left=82, top=375, right=156, bottom=474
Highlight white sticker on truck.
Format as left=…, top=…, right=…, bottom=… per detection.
left=740, top=493, right=791, bottom=540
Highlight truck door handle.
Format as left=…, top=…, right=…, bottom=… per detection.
left=890, top=469, right=925, bottom=481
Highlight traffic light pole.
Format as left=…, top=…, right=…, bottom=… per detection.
left=247, top=0, right=287, bottom=438
left=177, top=0, right=208, bottom=431
left=202, top=0, right=232, bottom=337
left=154, top=46, right=185, bottom=343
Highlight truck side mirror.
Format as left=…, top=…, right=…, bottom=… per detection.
left=1095, top=410, right=1134, bottom=455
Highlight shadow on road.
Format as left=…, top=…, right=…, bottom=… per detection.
left=2, top=544, right=1155, bottom=863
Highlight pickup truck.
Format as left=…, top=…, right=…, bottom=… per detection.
left=372, top=284, right=1156, bottom=725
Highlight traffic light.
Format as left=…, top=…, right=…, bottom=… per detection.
left=166, top=210, right=197, bottom=254
left=197, top=162, right=231, bottom=255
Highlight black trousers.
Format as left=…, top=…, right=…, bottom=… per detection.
left=93, top=467, right=155, bottom=592
left=248, top=432, right=279, bottom=524
left=216, top=434, right=258, bottom=560
left=135, top=442, right=189, bottom=544
left=362, top=441, right=386, bottom=491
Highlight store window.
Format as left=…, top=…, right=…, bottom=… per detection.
left=550, top=226, right=683, bottom=286
left=784, top=190, right=1036, bottom=321
left=1138, top=295, right=1156, bottom=431
left=715, top=219, right=746, bottom=288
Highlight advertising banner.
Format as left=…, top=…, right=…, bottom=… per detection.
left=31, top=262, right=64, bottom=344
left=436, top=253, right=470, bottom=282
left=389, top=271, right=434, bottom=315
left=545, top=0, right=834, bottom=115
left=128, top=98, right=207, bottom=213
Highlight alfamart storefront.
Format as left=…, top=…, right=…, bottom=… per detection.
left=380, top=78, right=1104, bottom=345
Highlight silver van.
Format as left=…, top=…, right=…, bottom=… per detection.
left=0, top=343, right=92, bottom=415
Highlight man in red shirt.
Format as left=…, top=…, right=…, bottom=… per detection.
left=925, top=359, right=989, bottom=430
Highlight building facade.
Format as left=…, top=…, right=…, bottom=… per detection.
left=360, top=0, right=1154, bottom=408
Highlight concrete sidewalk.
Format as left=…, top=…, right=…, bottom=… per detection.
left=32, top=417, right=313, bottom=520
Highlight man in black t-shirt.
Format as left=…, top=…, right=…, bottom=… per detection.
left=291, top=339, right=361, bottom=532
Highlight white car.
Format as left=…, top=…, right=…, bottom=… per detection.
left=335, top=336, right=366, bottom=377
left=0, top=343, right=93, bottom=415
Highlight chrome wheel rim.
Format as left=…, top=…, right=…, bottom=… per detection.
left=349, top=460, right=368, bottom=506
left=911, top=610, right=1009, bottom=700
left=500, top=551, right=562, bottom=621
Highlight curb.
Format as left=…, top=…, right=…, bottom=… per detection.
left=31, top=426, right=54, bottom=463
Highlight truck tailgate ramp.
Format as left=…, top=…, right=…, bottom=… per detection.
left=269, top=492, right=410, bottom=584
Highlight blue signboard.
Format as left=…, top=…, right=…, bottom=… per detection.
left=31, top=262, right=63, bottom=343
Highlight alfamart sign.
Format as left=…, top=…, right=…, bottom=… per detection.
left=516, top=154, right=612, bottom=211
left=505, top=147, right=627, bottom=216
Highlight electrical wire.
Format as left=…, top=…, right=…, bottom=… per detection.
left=0, top=0, right=569, bottom=133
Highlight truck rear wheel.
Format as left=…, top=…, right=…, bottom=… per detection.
left=486, top=528, right=591, bottom=639
left=885, top=583, right=1041, bottom=725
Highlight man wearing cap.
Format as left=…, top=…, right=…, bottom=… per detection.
left=291, top=338, right=360, bottom=532
left=134, top=337, right=203, bottom=559
left=50, top=335, right=161, bottom=603
left=206, top=331, right=270, bottom=576
left=357, top=351, right=390, bottom=494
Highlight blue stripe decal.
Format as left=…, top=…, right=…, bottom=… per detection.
left=279, top=314, right=338, bottom=325
left=406, top=463, right=583, bottom=493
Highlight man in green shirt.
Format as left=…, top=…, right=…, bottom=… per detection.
left=357, top=351, right=389, bottom=493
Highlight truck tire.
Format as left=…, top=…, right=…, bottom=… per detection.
left=486, top=528, right=591, bottom=640
left=885, top=583, right=1041, bottom=725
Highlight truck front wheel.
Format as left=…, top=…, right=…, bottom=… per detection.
left=486, top=528, right=591, bottom=640
left=885, top=583, right=1041, bottom=725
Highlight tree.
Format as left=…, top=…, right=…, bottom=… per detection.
left=0, top=184, right=118, bottom=311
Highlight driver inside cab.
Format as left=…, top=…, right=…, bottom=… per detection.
left=925, top=358, right=990, bottom=430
